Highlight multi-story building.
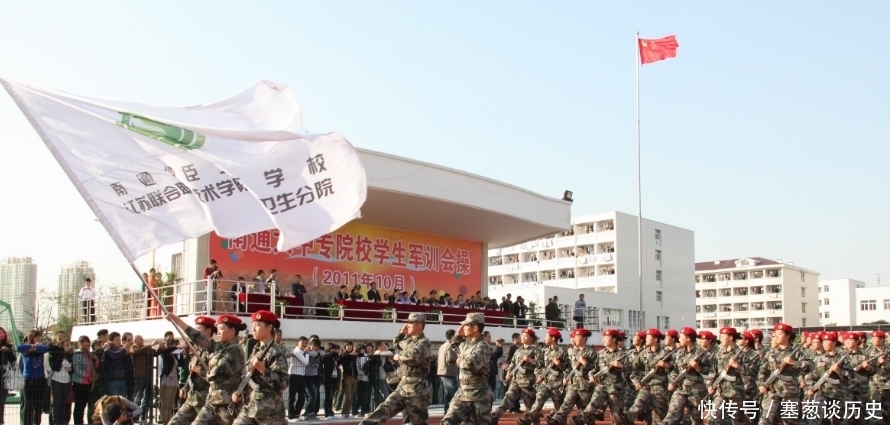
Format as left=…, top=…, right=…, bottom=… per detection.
left=487, top=211, right=696, bottom=332
left=58, top=261, right=96, bottom=320
left=695, top=257, right=819, bottom=331
left=816, top=278, right=890, bottom=326
left=0, top=257, right=38, bottom=332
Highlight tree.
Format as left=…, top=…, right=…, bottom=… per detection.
left=862, top=320, right=890, bottom=325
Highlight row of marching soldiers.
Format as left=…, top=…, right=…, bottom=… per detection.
left=493, top=323, right=890, bottom=425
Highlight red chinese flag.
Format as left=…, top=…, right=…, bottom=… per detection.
left=639, top=35, right=679, bottom=65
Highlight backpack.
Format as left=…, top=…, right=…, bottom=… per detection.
left=91, top=395, right=126, bottom=424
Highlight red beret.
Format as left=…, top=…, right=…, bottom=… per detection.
left=680, top=327, right=697, bottom=337
left=218, top=314, right=243, bottom=326
left=773, top=323, right=794, bottom=333
left=810, top=332, right=823, bottom=341
left=844, top=331, right=859, bottom=341
left=547, top=328, right=562, bottom=338
left=719, top=327, right=738, bottom=336
left=570, top=328, right=592, bottom=338
left=823, top=331, right=839, bottom=342
left=741, top=331, right=755, bottom=342
left=802, top=331, right=811, bottom=338
left=252, top=310, right=280, bottom=327
left=635, top=331, right=647, bottom=339
left=666, top=329, right=679, bottom=338
left=750, top=329, right=763, bottom=336
left=859, top=331, right=868, bottom=339
left=603, top=329, right=620, bottom=337
left=872, top=330, right=886, bottom=338
left=521, top=327, right=537, bottom=338
left=195, top=316, right=216, bottom=327
left=646, top=328, right=664, bottom=339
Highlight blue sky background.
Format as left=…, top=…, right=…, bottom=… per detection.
left=1, top=2, right=888, bottom=291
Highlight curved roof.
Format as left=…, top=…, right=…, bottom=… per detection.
left=356, top=148, right=570, bottom=248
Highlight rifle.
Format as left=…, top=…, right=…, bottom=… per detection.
left=760, top=343, right=805, bottom=389
left=228, top=341, right=276, bottom=416
left=668, top=348, right=710, bottom=388
left=568, top=346, right=593, bottom=378
left=811, top=353, right=850, bottom=392
left=640, top=349, right=677, bottom=385
left=506, top=345, right=541, bottom=381
left=709, top=349, right=747, bottom=390
left=541, top=345, right=571, bottom=377
left=856, top=351, right=889, bottom=370
left=590, top=350, right=633, bottom=380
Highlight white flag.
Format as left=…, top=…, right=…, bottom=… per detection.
left=2, top=78, right=367, bottom=262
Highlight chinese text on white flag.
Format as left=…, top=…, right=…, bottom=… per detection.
left=1, top=78, right=367, bottom=262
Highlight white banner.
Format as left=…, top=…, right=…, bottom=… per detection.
left=2, top=78, right=367, bottom=262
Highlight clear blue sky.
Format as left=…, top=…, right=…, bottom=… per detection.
left=1, top=2, right=888, bottom=292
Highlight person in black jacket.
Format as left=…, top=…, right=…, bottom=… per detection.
left=321, top=344, right=340, bottom=419
left=366, top=282, right=381, bottom=303
left=503, top=333, right=521, bottom=413
left=483, top=332, right=503, bottom=396
left=0, top=326, right=17, bottom=424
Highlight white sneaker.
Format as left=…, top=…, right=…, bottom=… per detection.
left=322, top=416, right=334, bottom=421
left=355, top=414, right=365, bottom=418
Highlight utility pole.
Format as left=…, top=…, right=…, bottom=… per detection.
left=877, top=274, right=883, bottom=286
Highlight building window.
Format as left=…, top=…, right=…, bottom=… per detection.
left=824, top=298, right=829, bottom=306
left=657, top=316, right=669, bottom=329
left=655, top=229, right=661, bottom=245
left=171, top=253, right=182, bottom=278
left=824, top=311, right=830, bottom=319
left=823, top=285, right=828, bottom=292
left=884, top=299, right=890, bottom=310
left=861, top=300, right=877, bottom=311
left=801, top=303, right=807, bottom=313
left=801, top=287, right=805, bottom=297
left=800, top=271, right=805, bottom=282
left=602, top=308, right=622, bottom=327
left=656, top=270, right=662, bottom=282
left=655, top=250, right=662, bottom=262
left=802, top=318, right=807, bottom=327
left=656, top=291, right=663, bottom=302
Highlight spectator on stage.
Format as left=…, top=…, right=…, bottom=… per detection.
left=79, top=278, right=97, bottom=323
left=349, top=285, right=364, bottom=301
left=252, top=269, right=266, bottom=294
left=574, top=294, right=587, bottom=328
left=334, top=285, right=349, bottom=303
left=366, top=282, right=381, bottom=303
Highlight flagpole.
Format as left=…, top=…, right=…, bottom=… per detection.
left=636, top=31, right=644, bottom=330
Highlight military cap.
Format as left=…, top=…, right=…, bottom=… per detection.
left=844, top=331, right=860, bottom=341
left=773, top=323, right=793, bottom=333
left=521, top=327, right=537, bottom=338
left=823, top=331, right=839, bottom=341
left=680, top=327, right=697, bottom=337
left=407, top=312, right=426, bottom=323
left=741, top=331, right=755, bottom=342
left=719, top=327, right=738, bottom=336
left=646, top=328, right=664, bottom=339
left=810, top=332, right=823, bottom=340
left=750, top=329, right=763, bottom=337
left=802, top=331, right=811, bottom=338
left=665, top=329, right=679, bottom=338
left=617, top=331, right=627, bottom=340
left=195, top=316, right=216, bottom=327
left=547, top=327, right=562, bottom=338
left=460, top=312, right=485, bottom=325
left=635, top=331, right=646, bottom=339
left=872, top=330, right=886, bottom=338
left=252, top=310, right=280, bottom=328
left=218, top=314, right=243, bottom=326
left=602, top=329, right=620, bottom=337
left=570, top=328, right=592, bottom=338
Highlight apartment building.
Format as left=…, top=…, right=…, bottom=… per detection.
left=487, top=211, right=696, bottom=332
left=695, top=257, right=819, bottom=331
left=816, top=278, right=890, bottom=326
left=0, top=257, right=38, bottom=332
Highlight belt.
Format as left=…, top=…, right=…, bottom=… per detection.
left=460, top=377, right=486, bottom=385
left=403, top=372, right=426, bottom=378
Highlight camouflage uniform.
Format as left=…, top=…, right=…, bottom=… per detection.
left=865, top=345, right=890, bottom=425
left=546, top=346, right=597, bottom=425
left=491, top=344, right=542, bottom=421
left=363, top=313, right=432, bottom=425
left=442, top=316, right=492, bottom=425
left=756, top=345, right=809, bottom=425
left=740, top=347, right=761, bottom=403
left=797, top=348, right=823, bottom=425
left=804, top=350, right=849, bottom=425
left=659, top=345, right=713, bottom=425
left=846, top=348, right=872, bottom=425
left=628, top=346, right=674, bottom=425
left=520, top=345, right=569, bottom=425
left=168, top=332, right=215, bottom=425
left=189, top=330, right=246, bottom=425
left=580, top=347, right=629, bottom=425
left=708, top=345, right=751, bottom=425
left=231, top=340, right=289, bottom=425
left=624, top=347, right=643, bottom=414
